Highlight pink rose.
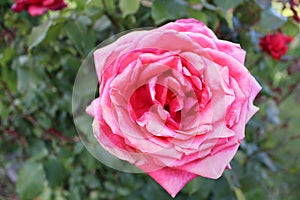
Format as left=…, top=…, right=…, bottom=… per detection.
left=87, top=18, right=261, bottom=197
left=11, top=0, right=67, bottom=16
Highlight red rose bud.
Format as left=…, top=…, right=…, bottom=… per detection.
left=259, top=32, right=294, bottom=60
left=11, top=3, right=24, bottom=12
left=11, top=0, right=67, bottom=16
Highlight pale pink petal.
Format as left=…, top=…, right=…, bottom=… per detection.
left=178, top=141, right=239, bottom=179
left=86, top=98, right=99, bottom=117
left=146, top=167, right=198, bottom=198
left=214, top=40, right=246, bottom=64
left=162, top=18, right=217, bottom=39
left=246, top=77, right=262, bottom=122
left=28, top=5, right=48, bottom=16
left=42, top=0, right=55, bottom=6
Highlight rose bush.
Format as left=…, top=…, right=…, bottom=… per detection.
left=86, top=18, right=261, bottom=197
left=11, top=0, right=67, bottom=16
left=259, top=32, right=293, bottom=60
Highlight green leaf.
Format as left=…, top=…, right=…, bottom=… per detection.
left=93, top=15, right=112, bottom=32
left=16, top=162, right=46, bottom=200
left=183, top=177, right=214, bottom=197
left=187, top=8, right=207, bottom=24
left=74, top=141, right=84, bottom=155
left=16, top=61, right=43, bottom=92
left=0, top=49, right=17, bottom=91
left=255, top=0, right=271, bottom=9
left=117, top=187, right=130, bottom=196
left=84, top=174, right=100, bottom=189
left=103, top=0, right=116, bottom=14
left=225, top=9, right=234, bottom=29
left=214, top=0, right=243, bottom=11
left=75, top=0, right=86, bottom=10
left=80, top=150, right=98, bottom=170
left=45, top=156, right=67, bottom=188
left=78, top=15, right=92, bottom=26
left=27, top=140, right=49, bottom=161
left=224, top=171, right=246, bottom=200
left=44, top=23, right=63, bottom=43
left=119, top=0, right=140, bottom=18
left=65, top=21, right=96, bottom=56
left=257, top=8, right=287, bottom=31
left=151, top=0, right=188, bottom=25
left=0, top=47, right=15, bottom=67
left=281, top=19, right=300, bottom=37
left=28, top=20, right=52, bottom=51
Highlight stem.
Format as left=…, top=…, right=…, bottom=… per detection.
left=101, top=0, right=122, bottom=32
left=0, top=21, right=15, bottom=39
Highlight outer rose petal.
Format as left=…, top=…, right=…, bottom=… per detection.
left=49, top=0, right=67, bottom=10
left=86, top=98, right=99, bottom=117
left=213, top=41, right=246, bottom=64
left=27, top=5, right=48, bottom=16
left=246, top=77, right=262, bottom=122
left=162, top=18, right=217, bottom=39
left=162, top=19, right=246, bottom=64
left=146, top=167, right=197, bottom=197
left=43, top=0, right=55, bottom=6
left=178, top=139, right=239, bottom=178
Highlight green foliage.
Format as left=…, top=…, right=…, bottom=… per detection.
left=0, top=0, right=300, bottom=200
left=119, top=0, right=140, bottom=17
left=152, top=0, right=188, bottom=25
left=16, top=162, right=46, bottom=200
left=257, top=8, right=287, bottom=31
left=28, top=20, right=52, bottom=50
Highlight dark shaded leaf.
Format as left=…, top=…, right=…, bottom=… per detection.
left=151, top=0, right=188, bottom=25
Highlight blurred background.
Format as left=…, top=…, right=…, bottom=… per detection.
left=1, top=0, right=300, bottom=199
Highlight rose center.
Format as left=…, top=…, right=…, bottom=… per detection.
left=129, top=84, right=181, bottom=131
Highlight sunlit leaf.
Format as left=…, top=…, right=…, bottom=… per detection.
left=28, top=21, right=52, bottom=51
left=119, top=0, right=140, bottom=17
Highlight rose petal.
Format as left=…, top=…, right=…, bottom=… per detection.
left=27, top=5, right=48, bottom=16
left=146, top=167, right=197, bottom=198
left=178, top=139, right=239, bottom=178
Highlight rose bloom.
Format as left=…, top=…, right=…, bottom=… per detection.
left=259, top=32, right=293, bottom=60
left=11, top=0, right=67, bottom=16
left=87, top=19, right=261, bottom=197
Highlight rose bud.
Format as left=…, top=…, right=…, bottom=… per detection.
left=259, top=32, right=293, bottom=60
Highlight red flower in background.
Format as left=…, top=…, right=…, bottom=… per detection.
left=259, top=32, right=293, bottom=60
left=11, top=0, right=67, bottom=17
